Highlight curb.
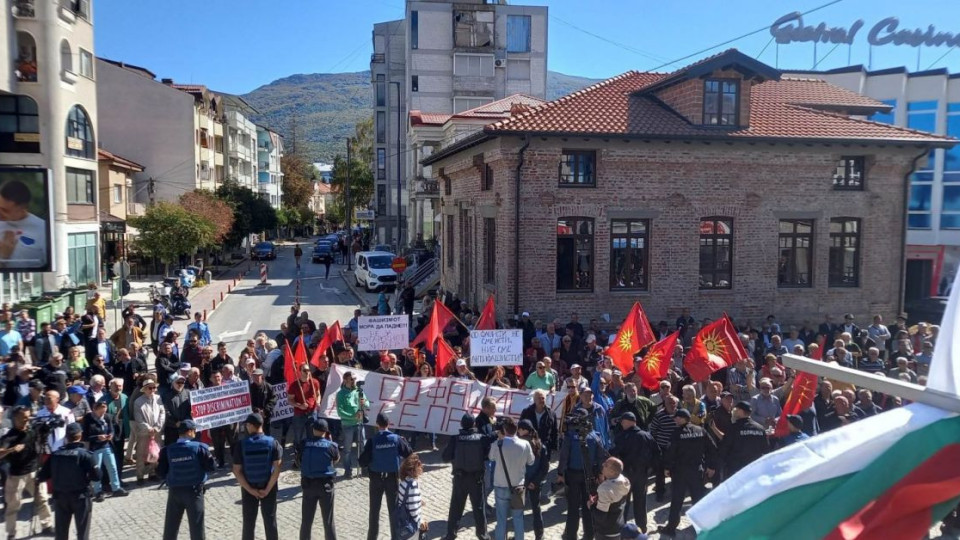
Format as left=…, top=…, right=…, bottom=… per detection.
left=339, top=269, right=372, bottom=309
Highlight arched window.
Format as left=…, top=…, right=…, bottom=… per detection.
left=65, top=105, right=94, bottom=159
left=0, top=94, right=40, bottom=153
left=60, top=40, right=73, bottom=74
left=15, top=32, right=38, bottom=82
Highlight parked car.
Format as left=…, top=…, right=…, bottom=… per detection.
left=312, top=242, right=334, bottom=264
left=354, top=251, right=398, bottom=292
left=373, top=243, right=393, bottom=253
left=252, top=241, right=276, bottom=261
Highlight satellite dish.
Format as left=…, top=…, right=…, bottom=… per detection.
left=113, top=260, right=131, bottom=278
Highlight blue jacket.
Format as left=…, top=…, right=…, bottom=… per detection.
left=575, top=403, right=611, bottom=449
left=186, top=322, right=212, bottom=346
left=159, top=439, right=215, bottom=488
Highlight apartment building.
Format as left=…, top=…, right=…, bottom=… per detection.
left=1, top=0, right=101, bottom=294
left=256, top=125, right=283, bottom=209
left=218, top=94, right=258, bottom=191
left=370, top=0, right=548, bottom=249
left=97, top=148, right=143, bottom=266
left=788, top=66, right=960, bottom=306
left=96, top=58, right=226, bottom=204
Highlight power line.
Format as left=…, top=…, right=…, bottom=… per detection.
left=926, top=46, right=958, bottom=71
left=646, top=0, right=845, bottom=72
left=813, top=42, right=843, bottom=69
left=550, top=16, right=674, bottom=66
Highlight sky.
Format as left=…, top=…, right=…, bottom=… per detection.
left=93, top=0, right=960, bottom=95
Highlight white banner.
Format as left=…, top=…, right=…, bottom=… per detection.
left=318, top=364, right=569, bottom=435
left=190, top=381, right=252, bottom=431
left=357, top=315, right=409, bottom=351
left=469, top=329, right=523, bottom=367
left=271, top=383, right=293, bottom=421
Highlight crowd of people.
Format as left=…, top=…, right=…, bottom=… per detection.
left=0, top=278, right=946, bottom=540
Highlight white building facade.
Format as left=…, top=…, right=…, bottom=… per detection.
left=256, top=125, right=283, bottom=209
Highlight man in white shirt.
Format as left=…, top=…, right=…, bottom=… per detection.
left=34, top=390, right=75, bottom=452
left=0, top=179, right=47, bottom=270
left=489, top=418, right=534, bottom=540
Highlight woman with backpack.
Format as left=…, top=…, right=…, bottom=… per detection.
left=396, top=453, right=428, bottom=539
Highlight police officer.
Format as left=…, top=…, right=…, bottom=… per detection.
left=658, top=409, right=708, bottom=537
left=715, top=401, right=770, bottom=479
left=442, top=413, right=495, bottom=540
left=233, top=413, right=284, bottom=540
left=300, top=418, right=339, bottom=540
left=38, top=422, right=98, bottom=540
left=359, top=412, right=412, bottom=540
left=611, top=411, right=658, bottom=534
left=557, top=409, right=609, bottom=540
left=158, top=419, right=216, bottom=540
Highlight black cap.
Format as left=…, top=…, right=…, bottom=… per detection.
left=674, top=409, right=692, bottom=420
left=312, top=418, right=329, bottom=432
left=735, top=401, right=753, bottom=413
left=65, top=422, right=83, bottom=438
left=787, top=414, right=804, bottom=430
left=619, top=412, right=637, bottom=423
left=28, top=380, right=44, bottom=391
left=460, top=413, right=475, bottom=429
left=517, top=419, right=535, bottom=432
left=244, top=413, right=263, bottom=426
left=720, top=391, right=734, bottom=399
left=178, top=419, right=198, bottom=433
left=375, top=412, right=390, bottom=427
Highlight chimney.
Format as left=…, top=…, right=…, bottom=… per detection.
left=509, top=103, right=530, bottom=116
left=161, top=78, right=173, bottom=85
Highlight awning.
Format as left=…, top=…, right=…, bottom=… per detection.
left=99, top=212, right=126, bottom=234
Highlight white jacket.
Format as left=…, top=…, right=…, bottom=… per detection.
left=133, top=394, right=165, bottom=435
left=596, top=474, right=631, bottom=512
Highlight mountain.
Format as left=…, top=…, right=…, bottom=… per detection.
left=242, top=70, right=601, bottom=162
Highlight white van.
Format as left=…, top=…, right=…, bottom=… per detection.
left=354, top=251, right=398, bottom=292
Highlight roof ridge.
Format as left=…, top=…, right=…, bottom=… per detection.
left=783, top=104, right=957, bottom=141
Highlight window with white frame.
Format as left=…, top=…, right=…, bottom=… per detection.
left=79, top=48, right=93, bottom=78
left=113, top=185, right=122, bottom=204
left=506, top=59, right=530, bottom=81
left=453, top=54, right=494, bottom=77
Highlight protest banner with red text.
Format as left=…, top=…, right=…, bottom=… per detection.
left=190, top=381, right=253, bottom=431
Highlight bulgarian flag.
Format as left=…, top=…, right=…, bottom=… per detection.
left=690, top=271, right=960, bottom=538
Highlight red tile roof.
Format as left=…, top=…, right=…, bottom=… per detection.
left=98, top=148, right=145, bottom=171
left=410, top=112, right=452, bottom=126
left=411, top=94, right=547, bottom=126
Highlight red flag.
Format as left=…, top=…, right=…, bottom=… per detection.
left=410, top=301, right=456, bottom=349
left=638, top=330, right=680, bottom=390
left=475, top=295, right=496, bottom=331
left=607, top=302, right=657, bottom=374
left=295, top=336, right=309, bottom=372
left=684, top=314, right=748, bottom=382
left=283, top=342, right=296, bottom=385
left=436, top=338, right=456, bottom=377
left=311, top=321, right=343, bottom=370
left=773, top=338, right=824, bottom=437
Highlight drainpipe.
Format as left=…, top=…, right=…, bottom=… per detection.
left=514, top=135, right=531, bottom=315
left=900, top=147, right=933, bottom=316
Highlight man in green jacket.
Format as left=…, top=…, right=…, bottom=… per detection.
left=103, top=378, right=130, bottom=476
left=335, top=372, right=367, bottom=478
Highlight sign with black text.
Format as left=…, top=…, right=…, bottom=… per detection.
left=357, top=315, right=409, bottom=351
left=190, top=381, right=252, bottom=431
left=271, top=382, right=293, bottom=421
left=469, top=329, right=523, bottom=367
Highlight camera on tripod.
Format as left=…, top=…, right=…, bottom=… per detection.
left=31, top=414, right=65, bottom=433
left=565, top=410, right=594, bottom=439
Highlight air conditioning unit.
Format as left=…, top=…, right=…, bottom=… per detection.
left=494, top=59, right=505, bottom=68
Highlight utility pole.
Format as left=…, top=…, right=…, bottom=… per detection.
left=148, top=177, right=156, bottom=206
left=346, top=137, right=353, bottom=271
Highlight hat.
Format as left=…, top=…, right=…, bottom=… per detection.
left=787, top=414, right=804, bottom=430
left=570, top=363, right=582, bottom=370
left=735, top=401, right=753, bottom=413
left=460, top=413, right=475, bottom=429
left=897, top=312, right=909, bottom=320
left=312, top=418, right=329, bottom=432
left=517, top=419, right=535, bottom=432
left=720, top=391, right=734, bottom=399
left=375, top=412, right=390, bottom=427
left=244, top=413, right=263, bottom=426
left=455, top=359, right=467, bottom=367
left=67, top=385, right=87, bottom=395
left=65, top=422, right=83, bottom=438
left=844, top=313, right=855, bottom=320
left=252, top=368, right=264, bottom=376
left=178, top=419, right=198, bottom=433
left=170, top=373, right=186, bottom=384
left=586, top=334, right=597, bottom=344
left=619, top=412, right=637, bottom=423
left=674, top=408, right=692, bottom=420
left=521, top=311, right=530, bottom=317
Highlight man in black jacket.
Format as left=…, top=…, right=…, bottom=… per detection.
left=155, top=342, right=181, bottom=394
left=0, top=405, right=54, bottom=536
left=38, top=423, right=100, bottom=540
left=442, top=413, right=495, bottom=540
left=248, top=369, right=277, bottom=433
left=163, top=374, right=193, bottom=446
left=519, top=390, right=558, bottom=453
left=716, top=401, right=770, bottom=478
left=658, top=409, right=707, bottom=536
left=82, top=400, right=129, bottom=501
left=112, top=348, right=147, bottom=398
left=611, top=412, right=658, bottom=533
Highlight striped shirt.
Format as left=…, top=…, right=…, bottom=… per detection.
left=398, top=478, right=423, bottom=526
left=650, top=409, right=678, bottom=450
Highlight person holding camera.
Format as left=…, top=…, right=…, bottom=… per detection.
left=157, top=419, right=215, bottom=540
left=34, top=389, right=75, bottom=453
left=442, top=413, right=495, bottom=540
left=359, top=412, right=412, bottom=540
left=38, top=422, right=99, bottom=540
left=558, top=409, right=609, bottom=540
left=299, top=418, right=339, bottom=540
left=1, top=405, right=54, bottom=537
left=335, top=371, right=366, bottom=479
left=489, top=417, right=534, bottom=540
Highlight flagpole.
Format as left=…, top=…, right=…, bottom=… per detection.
left=782, top=353, right=960, bottom=414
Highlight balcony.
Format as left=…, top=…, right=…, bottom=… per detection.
left=126, top=202, right=145, bottom=217
left=14, top=32, right=37, bottom=82
left=414, top=177, right=439, bottom=197
left=12, top=0, right=35, bottom=18
left=57, top=0, right=89, bottom=23
left=371, top=53, right=385, bottom=63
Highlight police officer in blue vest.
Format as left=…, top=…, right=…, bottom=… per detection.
left=300, top=418, right=339, bottom=540
left=37, top=422, right=99, bottom=540
left=359, top=412, right=412, bottom=540
left=158, top=419, right=216, bottom=540
left=232, top=413, right=284, bottom=540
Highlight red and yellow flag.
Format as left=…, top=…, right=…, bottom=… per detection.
left=773, top=338, right=824, bottom=438
left=684, top=314, right=748, bottom=382
left=608, top=302, right=656, bottom=374
left=474, top=295, right=496, bottom=331
left=638, top=330, right=680, bottom=390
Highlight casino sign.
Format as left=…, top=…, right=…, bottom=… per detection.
left=771, top=12, right=960, bottom=49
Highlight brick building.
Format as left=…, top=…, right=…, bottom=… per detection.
left=422, top=49, right=956, bottom=327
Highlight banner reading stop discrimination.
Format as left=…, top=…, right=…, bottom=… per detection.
left=318, top=364, right=570, bottom=435
left=190, top=380, right=253, bottom=431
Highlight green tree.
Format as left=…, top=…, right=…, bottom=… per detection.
left=129, top=203, right=216, bottom=275
left=330, top=117, right=374, bottom=225
left=280, top=153, right=317, bottom=210
left=215, top=180, right=279, bottom=246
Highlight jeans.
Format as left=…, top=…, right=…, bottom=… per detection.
left=484, top=460, right=495, bottom=508
left=528, top=484, right=543, bottom=538
left=340, top=424, right=364, bottom=474
left=92, top=446, right=121, bottom=493
left=291, top=414, right=311, bottom=455
left=494, top=486, right=524, bottom=540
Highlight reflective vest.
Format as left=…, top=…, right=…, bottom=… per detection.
left=370, top=431, right=401, bottom=473
left=165, top=440, right=207, bottom=488
left=301, top=437, right=336, bottom=479
left=241, top=434, right=275, bottom=487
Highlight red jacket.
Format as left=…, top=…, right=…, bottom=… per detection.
left=287, top=377, right=320, bottom=417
